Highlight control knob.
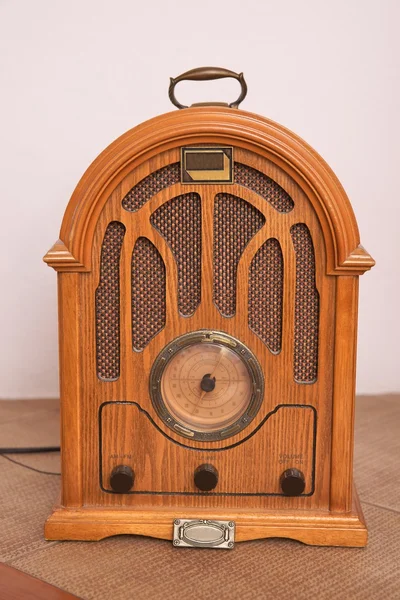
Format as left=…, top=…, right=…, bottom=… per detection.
left=280, top=468, right=305, bottom=496
left=194, top=464, right=219, bottom=491
left=110, top=465, right=135, bottom=493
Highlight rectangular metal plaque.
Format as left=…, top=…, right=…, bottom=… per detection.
left=181, top=147, right=233, bottom=184
left=173, top=519, right=235, bottom=549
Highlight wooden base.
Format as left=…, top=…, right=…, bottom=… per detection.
left=45, top=486, right=367, bottom=548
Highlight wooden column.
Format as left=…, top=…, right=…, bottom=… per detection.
left=330, top=276, right=359, bottom=512
left=58, top=273, right=83, bottom=507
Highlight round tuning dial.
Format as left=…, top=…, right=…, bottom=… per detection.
left=280, top=468, right=305, bottom=496
left=194, top=464, right=219, bottom=491
left=150, top=331, right=264, bottom=442
left=110, top=465, right=135, bottom=493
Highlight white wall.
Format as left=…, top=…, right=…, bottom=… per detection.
left=0, top=0, right=398, bottom=398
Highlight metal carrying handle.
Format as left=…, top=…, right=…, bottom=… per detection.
left=168, top=67, right=247, bottom=109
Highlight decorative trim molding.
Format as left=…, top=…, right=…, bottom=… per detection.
left=43, top=240, right=86, bottom=272
left=45, top=485, right=367, bottom=546
left=44, top=107, right=375, bottom=274
left=340, top=245, right=375, bottom=274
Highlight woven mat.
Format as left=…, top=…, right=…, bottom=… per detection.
left=0, top=396, right=399, bottom=600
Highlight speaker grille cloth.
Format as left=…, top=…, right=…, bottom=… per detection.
left=95, top=221, right=126, bottom=380
left=249, top=238, right=283, bottom=353
left=151, top=193, right=201, bottom=316
left=234, top=163, right=294, bottom=212
left=214, top=193, right=265, bottom=317
left=132, top=237, right=166, bottom=351
left=122, top=163, right=180, bottom=212
left=290, top=223, right=319, bottom=383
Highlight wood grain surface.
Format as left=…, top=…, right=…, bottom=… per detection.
left=44, top=106, right=374, bottom=545
left=100, top=403, right=315, bottom=497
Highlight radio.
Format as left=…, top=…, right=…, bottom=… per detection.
left=44, top=67, right=374, bottom=548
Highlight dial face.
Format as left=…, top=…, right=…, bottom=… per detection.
left=150, top=331, right=264, bottom=441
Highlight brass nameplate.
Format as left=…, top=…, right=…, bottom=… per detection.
left=181, top=147, right=233, bottom=184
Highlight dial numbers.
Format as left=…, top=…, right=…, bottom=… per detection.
left=161, top=343, right=252, bottom=432
left=150, top=331, right=264, bottom=441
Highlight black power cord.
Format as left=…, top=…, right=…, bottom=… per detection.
left=1, top=454, right=61, bottom=475
left=0, top=446, right=61, bottom=475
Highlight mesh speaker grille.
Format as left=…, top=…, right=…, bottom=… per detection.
left=249, top=238, right=283, bottom=353
left=235, top=163, right=294, bottom=213
left=151, top=193, right=201, bottom=316
left=122, top=163, right=180, bottom=212
left=95, top=221, right=126, bottom=380
left=214, top=193, right=265, bottom=317
left=290, top=223, right=319, bottom=383
left=132, top=237, right=166, bottom=351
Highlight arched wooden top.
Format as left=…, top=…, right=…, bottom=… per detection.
left=44, top=106, right=374, bottom=275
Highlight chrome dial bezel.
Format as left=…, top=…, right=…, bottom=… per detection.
left=149, top=330, right=264, bottom=441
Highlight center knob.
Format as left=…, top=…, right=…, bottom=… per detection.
left=200, top=373, right=216, bottom=392
left=194, top=464, right=219, bottom=491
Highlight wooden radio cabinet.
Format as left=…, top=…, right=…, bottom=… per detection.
left=44, top=68, right=374, bottom=547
